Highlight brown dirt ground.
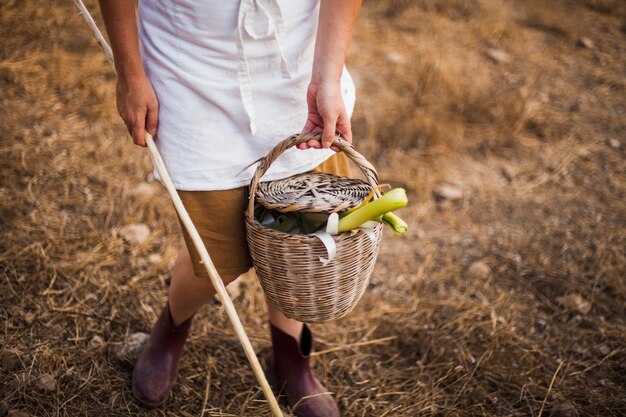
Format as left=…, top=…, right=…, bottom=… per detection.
left=1, top=0, right=625, bottom=416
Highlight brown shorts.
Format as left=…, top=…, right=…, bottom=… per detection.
left=177, top=153, right=352, bottom=278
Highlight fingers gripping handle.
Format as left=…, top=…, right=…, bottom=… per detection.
left=247, top=133, right=380, bottom=219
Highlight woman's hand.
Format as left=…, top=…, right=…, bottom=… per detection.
left=98, top=0, right=157, bottom=147
left=299, top=80, right=352, bottom=151
left=298, top=0, right=361, bottom=151
left=116, top=73, right=159, bottom=147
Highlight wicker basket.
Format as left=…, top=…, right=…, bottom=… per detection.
left=246, top=133, right=383, bottom=323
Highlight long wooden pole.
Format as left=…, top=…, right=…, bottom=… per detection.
left=72, top=1, right=283, bottom=415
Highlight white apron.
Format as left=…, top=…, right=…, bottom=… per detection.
left=138, top=0, right=356, bottom=191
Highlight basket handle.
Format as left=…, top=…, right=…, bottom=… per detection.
left=247, top=132, right=379, bottom=219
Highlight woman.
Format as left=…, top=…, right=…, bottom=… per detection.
left=97, top=0, right=362, bottom=415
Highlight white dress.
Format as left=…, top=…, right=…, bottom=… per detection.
left=138, top=0, right=356, bottom=191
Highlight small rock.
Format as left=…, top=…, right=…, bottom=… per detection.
left=486, top=48, right=510, bottom=64
left=115, top=332, right=150, bottom=362
left=433, top=184, right=463, bottom=201
left=148, top=253, right=163, bottom=264
left=535, top=318, right=548, bottom=330
left=1, top=349, right=21, bottom=371
left=118, top=224, right=151, bottom=245
left=7, top=410, right=30, bottom=417
left=468, top=261, right=491, bottom=279
left=24, top=312, right=36, bottom=325
left=596, top=344, right=611, bottom=356
left=519, top=85, right=529, bottom=99
left=577, top=36, right=594, bottom=49
left=557, top=293, right=592, bottom=315
left=370, top=274, right=383, bottom=288
left=607, top=138, right=621, bottom=149
left=550, top=400, right=577, bottom=417
left=386, top=51, right=405, bottom=64
left=130, top=182, right=156, bottom=197
left=36, top=373, right=56, bottom=391
left=576, top=147, right=591, bottom=158
left=89, top=335, right=105, bottom=349
left=501, top=165, right=516, bottom=182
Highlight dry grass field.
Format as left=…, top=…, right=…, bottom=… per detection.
left=1, top=0, right=625, bottom=416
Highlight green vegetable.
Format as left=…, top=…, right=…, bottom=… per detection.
left=271, top=212, right=328, bottom=234
left=381, top=212, right=408, bottom=236
left=274, top=216, right=298, bottom=233
left=299, top=213, right=328, bottom=234
left=337, top=188, right=408, bottom=232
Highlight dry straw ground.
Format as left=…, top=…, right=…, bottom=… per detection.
left=1, top=0, right=625, bottom=416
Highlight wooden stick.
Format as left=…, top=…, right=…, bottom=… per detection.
left=145, top=134, right=282, bottom=415
left=73, top=0, right=114, bottom=67
left=72, top=1, right=283, bottom=415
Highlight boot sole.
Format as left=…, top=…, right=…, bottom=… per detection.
left=132, top=384, right=168, bottom=408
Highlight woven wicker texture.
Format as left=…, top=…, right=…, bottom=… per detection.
left=246, top=133, right=384, bottom=322
left=256, top=172, right=373, bottom=213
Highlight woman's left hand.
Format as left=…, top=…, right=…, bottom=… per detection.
left=299, top=80, right=352, bottom=151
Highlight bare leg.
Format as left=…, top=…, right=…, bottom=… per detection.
left=266, top=301, right=304, bottom=343
left=169, top=248, right=302, bottom=338
left=168, top=247, right=238, bottom=327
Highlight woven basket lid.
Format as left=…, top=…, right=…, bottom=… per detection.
left=255, top=172, right=373, bottom=214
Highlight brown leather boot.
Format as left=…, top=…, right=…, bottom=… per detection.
left=132, top=303, right=193, bottom=407
left=266, top=324, right=340, bottom=417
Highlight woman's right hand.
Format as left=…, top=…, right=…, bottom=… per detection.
left=116, top=72, right=159, bottom=147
